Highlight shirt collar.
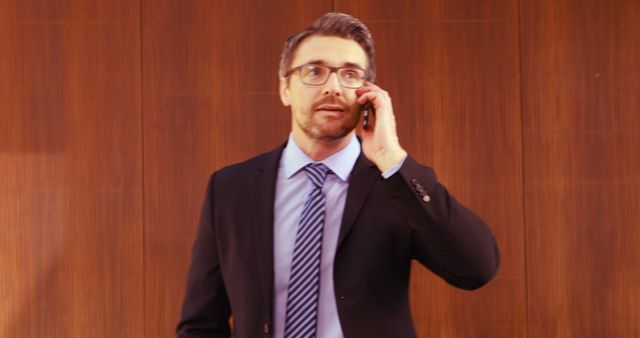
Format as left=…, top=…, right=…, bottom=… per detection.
left=281, top=133, right=360, bottom=182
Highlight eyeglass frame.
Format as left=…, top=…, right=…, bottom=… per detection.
left=283, top=63, right=369, bottom=89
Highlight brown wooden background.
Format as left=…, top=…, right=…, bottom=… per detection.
left=1, top=0, right=638, bottom=337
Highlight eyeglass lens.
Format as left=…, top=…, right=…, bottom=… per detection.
left=299, top=64, right=365, bottom=88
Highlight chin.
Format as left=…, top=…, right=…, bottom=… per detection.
left=295, top=110, right=359, bottom=141
left=312, top=115, right=358, bottom=140
left=307, top=122, right=356, bottom=141
left=311, top=129, right=350, bottom=141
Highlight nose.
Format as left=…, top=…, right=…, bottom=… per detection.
left=322, top=72, right=342, bottom=97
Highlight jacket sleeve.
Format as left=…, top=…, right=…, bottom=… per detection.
left=383, top=156, right=500, bottom=290
left=176, top=173, right=232, bottom=338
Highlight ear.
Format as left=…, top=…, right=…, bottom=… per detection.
left=279, top=77, right=291, bottom=107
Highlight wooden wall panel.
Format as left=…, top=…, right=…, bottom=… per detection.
left=141, top=1, right=331, bottom=337
left=0, top=1, right=143, bottom=337
left=3, top=1, right=636, bottom=337
left=520, top=0, right=640, bottom=337
left=336, top=1, right=526, bottom=337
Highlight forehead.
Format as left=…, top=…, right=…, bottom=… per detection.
left=291, top=35, right=368, bottom=69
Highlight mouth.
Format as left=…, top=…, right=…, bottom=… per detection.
left=315, top=104, right=346, bottom=114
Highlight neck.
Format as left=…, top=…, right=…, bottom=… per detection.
left=291, top=130, right=354, bottom=161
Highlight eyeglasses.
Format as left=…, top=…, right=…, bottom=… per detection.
left=284, top=63, right=367, bottom=89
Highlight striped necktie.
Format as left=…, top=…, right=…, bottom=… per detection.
left=283, top=163, right=330, bottom=338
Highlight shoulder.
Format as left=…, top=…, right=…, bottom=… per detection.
left=209, top=143, right=285, bottom=186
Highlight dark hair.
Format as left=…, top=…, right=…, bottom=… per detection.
left=278, top=12, right=376, bottom=82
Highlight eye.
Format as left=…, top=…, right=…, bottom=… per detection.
left=305, top=66, right=324, bottom=77
left=341, top=69, right=361, bottom=80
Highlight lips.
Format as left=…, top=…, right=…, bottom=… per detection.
left=315, top=104, right=345, bottom=112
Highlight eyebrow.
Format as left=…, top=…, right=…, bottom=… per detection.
left=305, top=60, right=365, bottom=69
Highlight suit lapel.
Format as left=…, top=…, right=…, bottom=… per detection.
left=248, top=143, right=379, bottom=312
left=251, top=144, right=285, bottom=318
left=337, top=153, right=379, bottom=249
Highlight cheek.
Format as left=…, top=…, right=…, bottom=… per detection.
left=290, top=89, right=316, bottom=108
left=345, top=93, right=360, bottom=110
left=292, top=98, right=313, bottom=115
left=344, top=91, right=359, bottom=105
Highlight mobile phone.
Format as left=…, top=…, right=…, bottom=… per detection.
left=361, top=103, right=373, bottom=130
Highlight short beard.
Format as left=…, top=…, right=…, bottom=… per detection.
left=297, top=108, right=360, bottom=142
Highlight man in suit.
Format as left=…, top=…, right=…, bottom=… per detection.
left=177, top=12, right=499, bottom=338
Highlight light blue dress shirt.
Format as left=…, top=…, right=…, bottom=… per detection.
left=272, top=134, right=403, bottom=338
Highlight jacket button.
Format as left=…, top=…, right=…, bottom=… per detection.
left=422, top=194, right=431, bottom=202
left=263, top=322, right=270, bottom=334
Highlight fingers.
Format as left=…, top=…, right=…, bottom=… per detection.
left=356, top=82, right=391, bottom=106
left=356, top=90, right=392, bottom=113
left=356, top=81, right=389, bottom=96
left=356, top=91, right=379, bottom=105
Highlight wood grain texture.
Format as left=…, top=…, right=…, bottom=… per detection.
left=141, top=1, right=331, bottom=337
left=3, top=0, right=638, bottom=337
left=335, top=1, right=526, bottom=337
left=0, top=1, right=143, bottom=337
left=520, top=0, right=640, bottom=337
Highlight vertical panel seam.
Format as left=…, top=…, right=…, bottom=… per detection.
left=516, top=0, right=529, bottom=337
left=139, top=0, right=146, bottom=337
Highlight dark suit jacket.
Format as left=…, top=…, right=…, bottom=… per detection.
left=177, top=143, right=499, bottom=338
